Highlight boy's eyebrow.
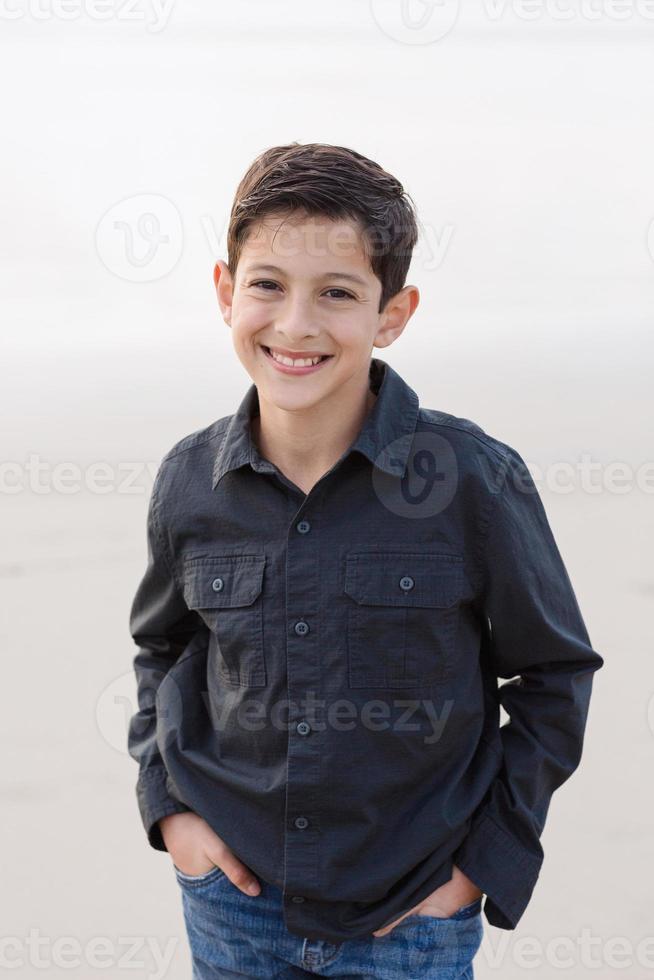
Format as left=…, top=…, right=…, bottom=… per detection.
left=243, top=263, right=368, bottom=286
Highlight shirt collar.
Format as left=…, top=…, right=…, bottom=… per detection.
left=211, top=356, right=420, bottom=490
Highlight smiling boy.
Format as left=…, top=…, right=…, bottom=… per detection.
left=128, top=142, right=603, bottom=978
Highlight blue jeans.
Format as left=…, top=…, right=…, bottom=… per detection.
left=173, top=864, right=483, bottom=979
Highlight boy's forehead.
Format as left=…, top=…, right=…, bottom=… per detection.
left=240, top=212, right=372, bottom=273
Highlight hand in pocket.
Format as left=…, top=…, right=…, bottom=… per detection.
left=372, top=862, right=483, bottom=937
left=159, top=812, right=261, bottom=896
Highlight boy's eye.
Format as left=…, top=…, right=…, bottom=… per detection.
left=249, top=281, right=355, bottom=300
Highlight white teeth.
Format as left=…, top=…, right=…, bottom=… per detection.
left=268, top=348, right=325, bottom=367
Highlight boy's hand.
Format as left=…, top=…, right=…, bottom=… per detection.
left=372, top=864, right=483, bottom=937
left=159, top=812, right=261, bottom=896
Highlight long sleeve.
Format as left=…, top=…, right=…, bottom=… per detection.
left=453, top=447, right=604, bottom=928
left=127, top=464, right=200, bottom=851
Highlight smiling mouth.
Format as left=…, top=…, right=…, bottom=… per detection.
left=261, top=345, right=334, bottom=367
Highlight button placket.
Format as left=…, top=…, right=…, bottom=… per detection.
left=284, top=505, right=323, bottom=924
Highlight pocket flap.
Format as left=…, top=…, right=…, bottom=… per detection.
left=183, top=555, right=265, bottom=609
left=344, top=552, right=462, bottom=609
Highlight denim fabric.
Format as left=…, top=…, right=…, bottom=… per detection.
left=127, top=356, right=604, bottom=942
left=174, top=865, right=484, bottom=979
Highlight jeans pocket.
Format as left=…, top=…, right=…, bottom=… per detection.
left=400, top=895, right=483, bottom=929
left=448, top=897, right=483, bottom=920
left=173, top=863, right=227, bottom=887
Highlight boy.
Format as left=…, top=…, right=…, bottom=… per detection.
left=127, top=142, right=604, bottom=979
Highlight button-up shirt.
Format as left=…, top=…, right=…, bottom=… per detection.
left=127, top=356, right=604, bottom=942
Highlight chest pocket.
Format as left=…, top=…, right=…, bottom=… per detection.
left=344, top=552, right=463, bottom=689
left=183, top=554, right=266, bottom=687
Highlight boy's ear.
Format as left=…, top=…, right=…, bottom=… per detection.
left=213, top=259, right=234, bottom=326
left=374, top=284, right=420, bottom=349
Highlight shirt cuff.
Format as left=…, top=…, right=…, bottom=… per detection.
left=452, top=809, right=543, bottom=929
left=136, top=766, right=192, bottom=852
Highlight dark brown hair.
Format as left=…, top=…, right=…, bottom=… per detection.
left=227, top=142, right=419, bottom=312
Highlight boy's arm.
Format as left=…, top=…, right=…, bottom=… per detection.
left=127, top=462, right=199, bottom=852
left=452, top=447, right=604, bottom=929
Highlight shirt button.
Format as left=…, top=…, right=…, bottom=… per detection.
left=399, top=575, right=414, bottom=592
left=296, top=520, right=311, bottom=534
left=294, top=620, right=309, bottom=636
left=211, top=577, right=224, bottom=592
left=291, top=895, right=305, bottom=904
left=294, top=816, right=309, bottom=829
left=296, top=721, right=311, bottom=736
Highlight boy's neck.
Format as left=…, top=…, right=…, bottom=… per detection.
left=250, top=374, right=378, bottom=497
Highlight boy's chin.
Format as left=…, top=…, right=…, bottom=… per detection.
left=258, top=381, right=336, bottom=412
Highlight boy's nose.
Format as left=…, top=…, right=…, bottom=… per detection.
left=273, top=307, right=322, bottom=343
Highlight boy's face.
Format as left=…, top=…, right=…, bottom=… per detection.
left=213, top=210, right=418, bottom=415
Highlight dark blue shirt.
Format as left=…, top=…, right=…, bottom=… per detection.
left=127, top=356, right=603, bottom=942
